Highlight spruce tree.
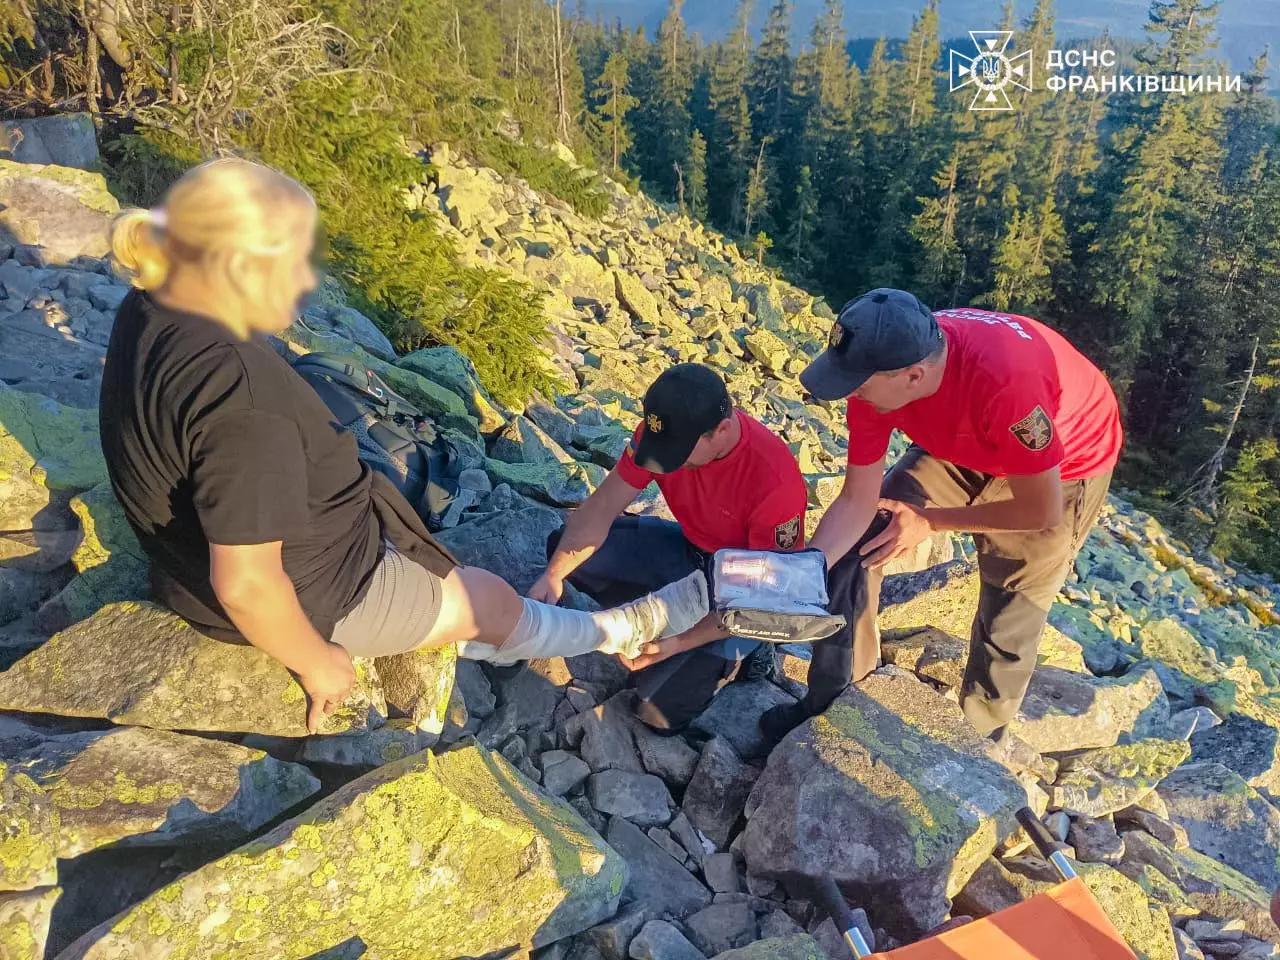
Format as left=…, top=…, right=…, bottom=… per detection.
left=591, top=50, right=638, bottom=174
left=706, top=0, right=755, bottom=232
left=687, top=128, right=709, bottom=220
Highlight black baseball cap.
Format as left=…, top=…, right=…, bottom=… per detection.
left=799, top=288, right=943, bottom=401
left=632, top=364, right=733, bottom=473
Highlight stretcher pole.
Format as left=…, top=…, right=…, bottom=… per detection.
left=811, top=877, right=874, bottom=958
left=1016, top=806, right=1078, bottom=881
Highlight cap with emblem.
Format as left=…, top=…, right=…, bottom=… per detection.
left=632, top=363, right=733, bottom=473
left=799, top=287, right=943, bottom=401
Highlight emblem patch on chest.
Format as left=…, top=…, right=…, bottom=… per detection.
left=774, top=515, right=801, bottom=549
left=1010, top=405, right=1054, bottom=452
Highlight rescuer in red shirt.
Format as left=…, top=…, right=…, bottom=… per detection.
left=762, top=288, right=1123, bottom=744
left=529, top=363, right=809, bottom=733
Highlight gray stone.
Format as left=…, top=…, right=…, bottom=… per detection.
left=586, top=904, right=653, bottom=960
left=758, top=910, right=807, bottom=940
left=299, top=305, right=396, bottom=362
left=1190, top=712, right=1280, bottom=794
left=647, top=826, right=691, bottom=865
left=455, top=659, right=496, bottom=718
left=1115, top=806, right=1189, bottom=849
left=606, top=817, right=714, bottom=919
left=682, top=737, right=757, bottom=850
left=397, top=345, right=506, bottom=432
left=526, top=397, right=579, bottom=449
left=543, top=753, right=592, bottom=796
left=1068, top=815, right=1126, bottom=865
left=1170, top=706, right=1223, bottom=739
left=669, top=810, right=712, bottom=866
left=741, top=670, right=1025, bottom=938
left=486, top=457, right=604, bottom=507
left=690, top=681, right=797, bottom=760
left=0, top=160, right=118, bottom=264
left=627, top=920, right=706, bottom=960
left=298, top=719, right=426, bottom=769
left=1009, top=667, right=1168, bottom=753
left=564, top=691, right=646, bottom=775
left=1, top=114, right=98, bottom=169
left=632, top=723, right=699, bottom=787
left=1158, top=761, right=1280, bottom=890
left=492, top=414, right=576, bottom=464
left=437, top=505, right=563, bottom=594
left=683, top=902, right=757, bottom=956
left=588, top=770, right=674, bottom=826
left=702, top=852, right=742, bottom=893
left=0, top=763, right=57, bottom=892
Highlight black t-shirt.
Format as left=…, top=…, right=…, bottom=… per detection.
left=99, top=290, right=382, bottom=641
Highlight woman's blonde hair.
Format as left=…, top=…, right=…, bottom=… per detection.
left=109, top=157, right=316, bottom=292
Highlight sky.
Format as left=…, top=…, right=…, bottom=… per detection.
left=581, top=0, right=1280, bottom=89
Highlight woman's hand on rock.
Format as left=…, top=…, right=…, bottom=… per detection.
left=299, top=642, right=357, bottom=734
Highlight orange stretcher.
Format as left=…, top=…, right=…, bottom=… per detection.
left=814, top=808, right=1139, bottom=960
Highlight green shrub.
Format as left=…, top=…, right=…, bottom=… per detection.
left=476, top=136, right=612, bottom=219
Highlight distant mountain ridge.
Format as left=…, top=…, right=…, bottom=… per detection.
left=583, top=0, right=1279, bottom=89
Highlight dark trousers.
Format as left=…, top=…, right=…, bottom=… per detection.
left=805, top=446, right=1113, bottom=736
left=547, top=516, right=749, bottom=733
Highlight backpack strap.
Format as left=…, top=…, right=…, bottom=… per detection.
left=292, top=353, right=412, bottom=419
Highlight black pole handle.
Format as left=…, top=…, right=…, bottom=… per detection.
left=810, top=876, right=859, bottom=940
left=1017, top=806, right=1065, bottom=859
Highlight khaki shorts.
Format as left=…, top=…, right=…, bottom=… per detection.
left=330, top=542, right=445, bottom=657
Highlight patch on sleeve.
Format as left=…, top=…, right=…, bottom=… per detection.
left=774, top=516, right=801, bottom=549
left=1009, top=405, right=1054, bottom=452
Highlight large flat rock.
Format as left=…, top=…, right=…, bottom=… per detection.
left=1009, top=666, right=1167, bottom=753
left=0, top=602, right=386, bottom=736
left=59, top=746, right=625, bottom=959
left=0, top=721, right=319, bottom=857
left=0, top=160, right=118, bottom=263
left=740, top=668, right=1024, bottom=937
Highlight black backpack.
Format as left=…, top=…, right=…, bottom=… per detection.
left=289, top=352, right=462, bottom=531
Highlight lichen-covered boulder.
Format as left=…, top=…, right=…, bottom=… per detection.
left=0, top=764, right=57, bottom=892
left=0, top=385, right=106, bottom=568
left=1051, top=739, right=1191, bottom=817
left=485, top=457, right=604, bottom=507
left=956, top=858, right=1176, bottom=960
left=397, top=346, right=507, bottom=432
left=0, top=886, right=60, bottom=960
left=1009, top=667, right=1167, bottom=753
left=613, top=270, right=660, bottom=326
left=35, top=482, right=148, bottom=629
left=0, top=602, right=386, bottom=736
left=374, top=645, right=457, bottom=745
left=1119, top=831, right=1278, bottom=941
left=1157, top=761, right=1280, bottom=891
left=740, top=669, right=1025, bottom=937
left=0, top=723, right=319, bottom=856
left=490, top=415, right=577, bottom=465
left=1138, top=618, right=1238, bottom=713
left=301, top=305, right=397, bottom=362
left=0, top=160, right=119, bottom=263
left=60, top=746, right=626, bottom=960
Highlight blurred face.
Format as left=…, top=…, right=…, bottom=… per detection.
left=849, top=365, right=929, bottom=413
left=233, top=205, right=320, bottom=336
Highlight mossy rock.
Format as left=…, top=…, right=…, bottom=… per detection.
left=1010, top=667, right=1168, bottom=754
left=485, top=457, right=604, bottom=507
left=0, top=602, right=386, bottom=737
left=613, top=269, right=660, bottom=326
left=0, top=887, right=60, bottom=960
left=397, top=347, right=507, bottom=433
left=374, top=644, right=457, bottom=744
left=60, top=746, right=627, bottom=960
left=1, top=723, right=319, bottom=857
left=0, top=763, right=57, bottom=892
left=37, top=482, right=149, bottom=628
left=741, top=669, right=1025, bottom=939
left=0, top=384, right=106, bottom=537
left=1051, top=738, right=1191, bottom=817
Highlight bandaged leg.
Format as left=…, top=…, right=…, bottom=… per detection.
left=458, top=570, right=709, bottom=665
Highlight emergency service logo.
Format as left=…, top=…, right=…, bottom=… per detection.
left=1010, top=405, right=1054, bottom=451
left=949, top=31, right=1033, bottom=111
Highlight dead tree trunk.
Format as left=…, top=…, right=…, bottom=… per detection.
left=1184, top=336, right=1260, bottom=516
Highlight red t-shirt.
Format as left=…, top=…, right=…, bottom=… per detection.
left=616, top=409, right=808, bottom=553
left=845, top=309, right=1123, bottom=481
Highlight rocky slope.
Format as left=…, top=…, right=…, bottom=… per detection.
left=0, top=117, right=1278, bottom=960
